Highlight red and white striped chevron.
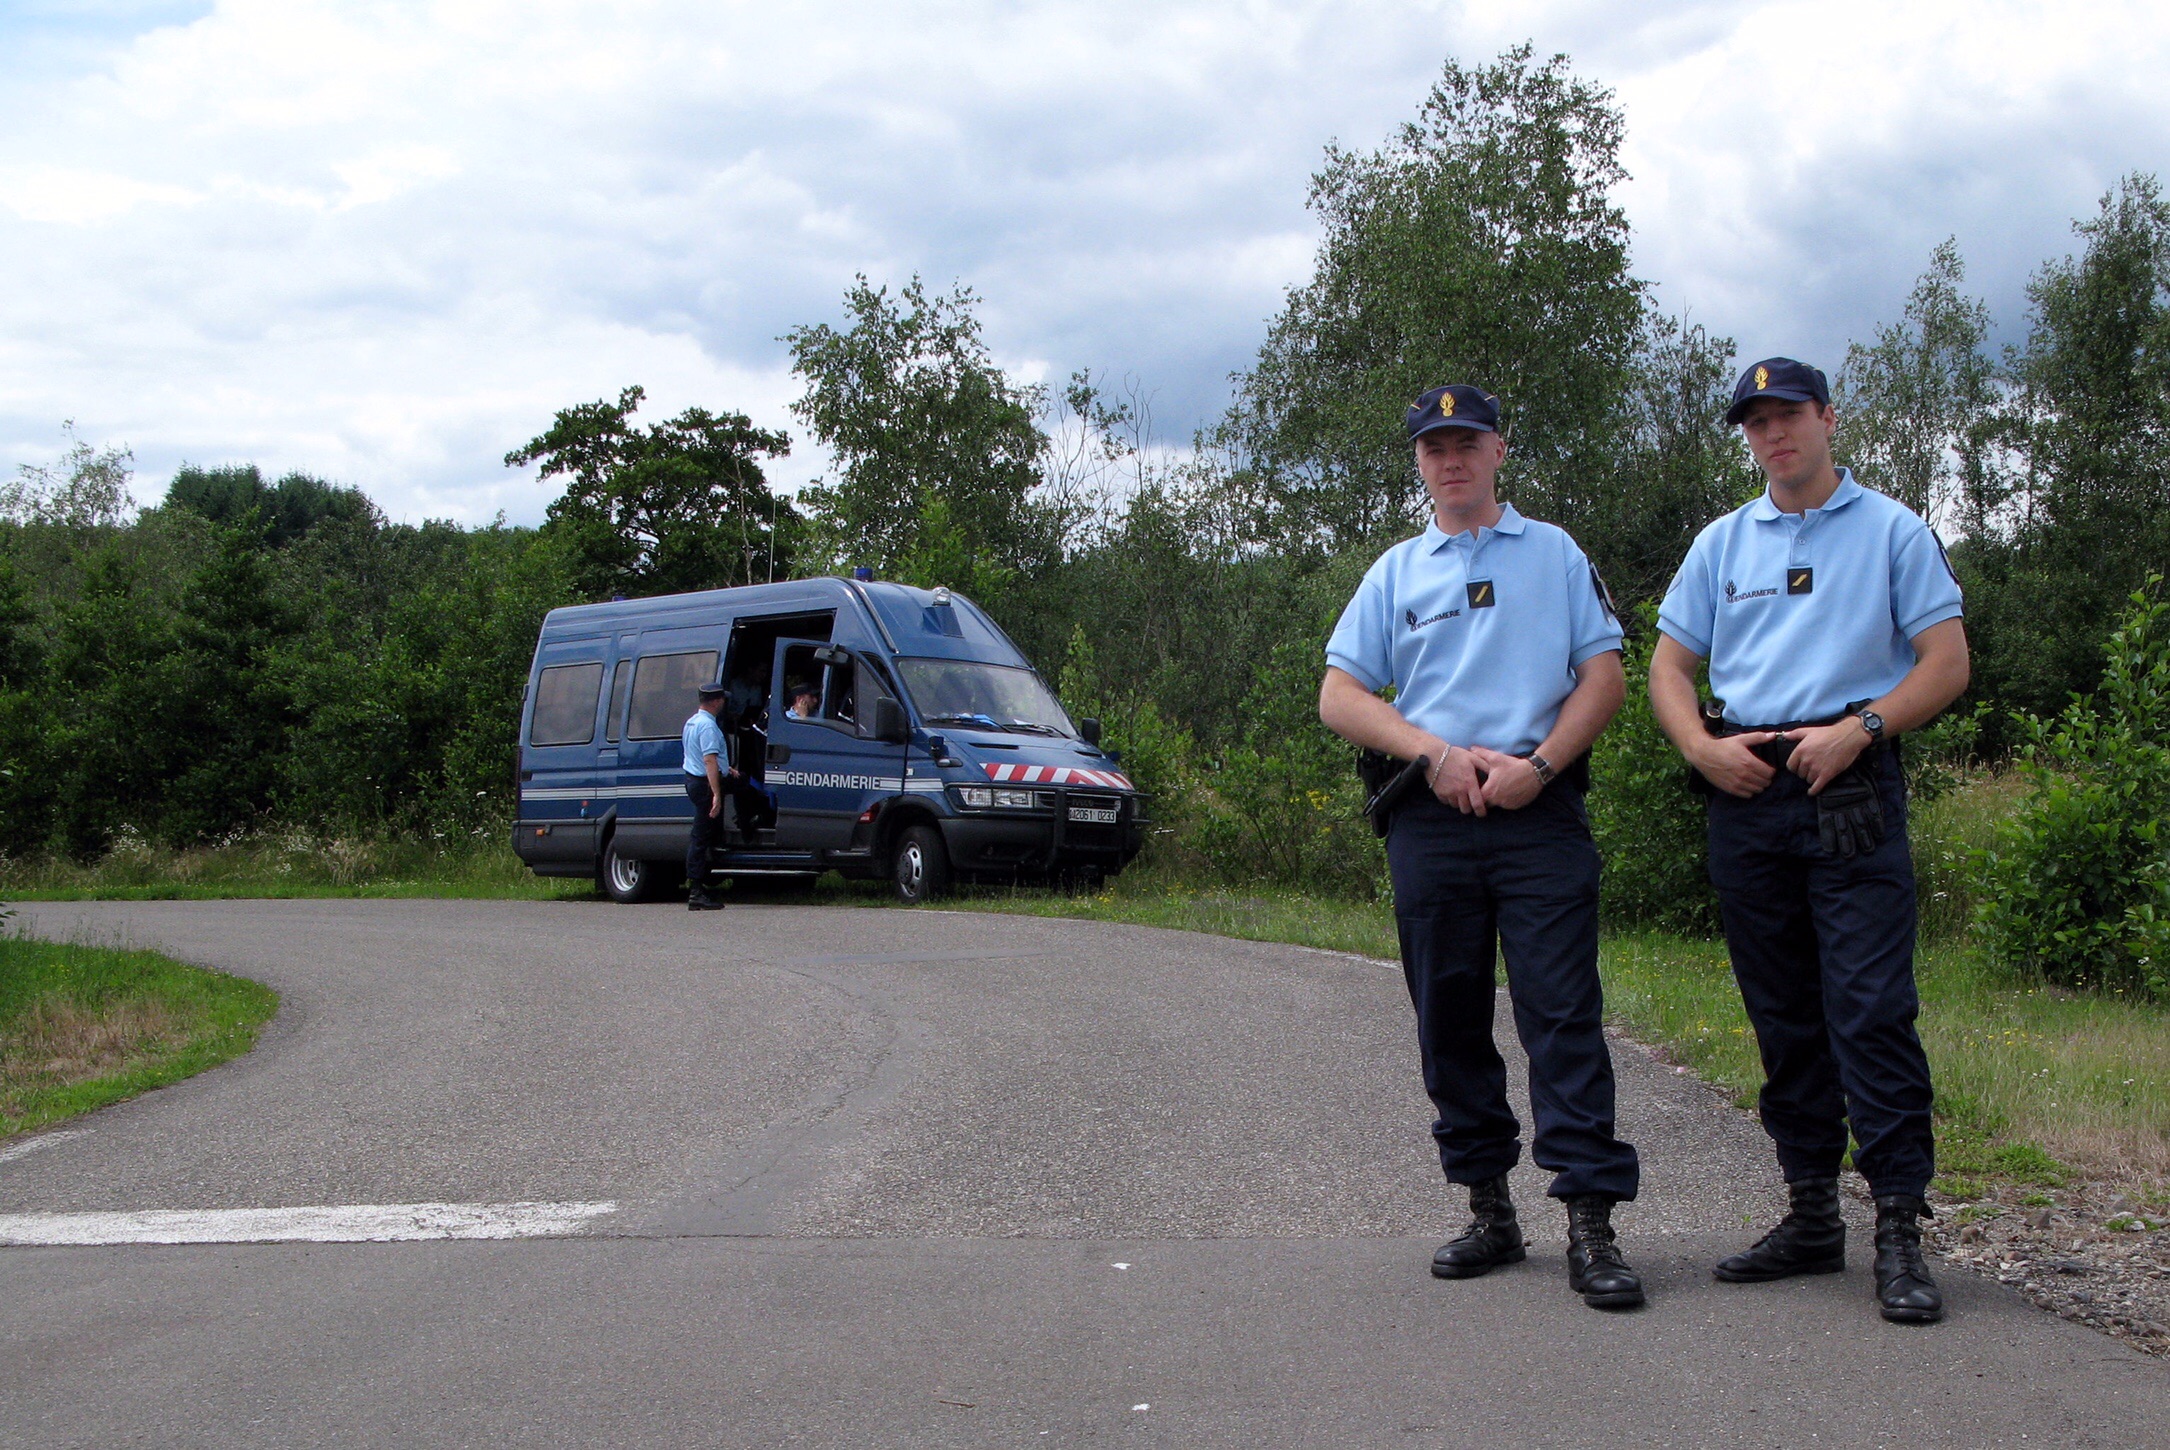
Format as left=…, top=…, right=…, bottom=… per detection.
left=981, top=762, right=1135, bottom=790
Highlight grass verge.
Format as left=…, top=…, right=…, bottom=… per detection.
left=0, top=831, right=588, bottom=902
left=951, top=867, right=2170, bottom=1200
left=1, top=928, right=279, bottom=1139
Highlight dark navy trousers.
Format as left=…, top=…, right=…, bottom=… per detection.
left=1705, top=749, right=1935, bottom=1198
left=685, top=776, right=720, bottom=887
left=1387, top=786, right=1640, bottom=1202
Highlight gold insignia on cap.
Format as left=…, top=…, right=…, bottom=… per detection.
left=1755, top=365, right=1770, bottom=391
left=1439, top=391, right=1456, bottom=417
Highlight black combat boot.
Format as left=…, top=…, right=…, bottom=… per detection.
left=1872, top=1194, right=1943, bottom=1323
left=1714, top=1177, right=1846, bottom=1282
left=1564, top=1194, right=1645, bottom=1309
left=1430, top=1175, right=1526, bottom=1279
left=687, top=884, right=726, bottom=911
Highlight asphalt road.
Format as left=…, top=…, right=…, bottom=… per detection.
left=3, top=899, right=2163, bottom=1447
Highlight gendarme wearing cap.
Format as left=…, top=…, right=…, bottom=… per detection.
left=1722, top=357, right=1829, bottom=426
left=1650, top=352, right=1971, bottom=1325
left=1406, top=383, right=1502, bottom=439
left=1320, top=378, right=1646, bottom=1313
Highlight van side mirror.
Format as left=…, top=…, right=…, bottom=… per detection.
left=1079, top=717, right=1102, bottom=746
left=871, top=698, right=909, bottom=744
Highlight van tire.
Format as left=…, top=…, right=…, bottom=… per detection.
left=600, top=837, right=661, bottom=904
left=892, top=825, right=951, bottom=905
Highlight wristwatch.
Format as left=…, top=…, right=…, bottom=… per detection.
left=1525, top=753, right=1557, bottom=786
left=1856, top=708, right=1885, bottom=743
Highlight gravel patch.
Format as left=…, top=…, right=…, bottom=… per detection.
left=1926, top=1179, right=2170, bottom=1356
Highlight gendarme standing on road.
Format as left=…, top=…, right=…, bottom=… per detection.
left=682, top=681, right=733, bottom=912
left=1319, top=383, right=1644, bottom=1312
left=1649, top=357, right=1971, bottom=1325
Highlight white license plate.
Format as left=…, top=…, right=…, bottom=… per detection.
left=1068, top=806, right=1118, bottom=824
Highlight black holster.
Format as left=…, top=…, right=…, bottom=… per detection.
left=1356, top=749, right=1431, bottom=838
left=1356, top=746, right=1585, bottom=835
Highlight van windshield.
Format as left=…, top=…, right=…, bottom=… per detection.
left=895, top=658, right=1076, bottom=737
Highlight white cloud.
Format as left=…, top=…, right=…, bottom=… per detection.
left=0, top=164, right=200, bottom=224
left=0, top=0, right=2166, bottom=524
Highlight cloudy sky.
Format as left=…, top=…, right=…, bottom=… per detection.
left=3, top=0, right=2166, bottom=525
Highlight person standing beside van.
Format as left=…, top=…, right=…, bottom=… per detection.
left=1318, top=383, right=1643, bottom=1312
left=683, top=681, right=731, bottom=911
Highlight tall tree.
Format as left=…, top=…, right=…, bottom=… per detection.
left=1963, top=175, right=2170, bottom=717
left=1, top=424, right=134, bottom=530
left=1833, top=238, right=1994, bottom=526
left=507, top=385, right=796, bottom=600
left=166, top=464, right=378, bottom=547
left=1227, top=44, right=1645, bottom=552
left=1585, top=312, right=1762, bottom=607
left=785, top=276, right=1056, bottom=588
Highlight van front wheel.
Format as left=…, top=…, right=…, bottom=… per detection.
left=601, top=837, right=660, bottom=903
left=892, top=825, right=951, bottom=905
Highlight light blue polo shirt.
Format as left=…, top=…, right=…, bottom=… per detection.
left=1325, top=504, right=1624, bottom=755
left=682, top=708, right=727, bottom=776
left=1657, top=471, right=1964, bottom=726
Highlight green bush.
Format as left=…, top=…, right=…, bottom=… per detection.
left=1974, top=581, right=2170, bottom=999
left=1588, top=618, right=1721, bottom=935
left=1058, top=625, right=1205, bottom=867
left=1187, top=639, right=1386, bottom=898
left=1903, top=699, right=1988, bottom=804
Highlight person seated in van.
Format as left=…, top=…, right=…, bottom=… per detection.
left=785, top=680, right=820, bottom=719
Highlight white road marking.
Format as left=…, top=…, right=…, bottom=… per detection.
left=0, top=1130, right=91, bottom=1166
left=0, top=1200, right=618, bottom=1246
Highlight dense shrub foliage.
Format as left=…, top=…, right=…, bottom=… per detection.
left=1975, top=584, right=2170, bottom=1000
left=1588, top=615, right=1719, bottom=936
left=0, top=500, right=571, bottom=857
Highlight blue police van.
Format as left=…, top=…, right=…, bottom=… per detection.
left=512, top=576, right=1145, bottom=903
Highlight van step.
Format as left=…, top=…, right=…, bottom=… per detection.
left=713, top=853, right=820, bottom=871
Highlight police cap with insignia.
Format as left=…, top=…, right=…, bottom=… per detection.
left=1725, top=357, right=1830, bottom=425
left=1406, top=384, right=1501, bottom=440
left=698, top=679, right=729, bottom=700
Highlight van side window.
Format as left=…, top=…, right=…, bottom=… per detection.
left=604, top=660, right=630, bottom=743
left=627, top=650, right=720, bottom=739
left=530, top=662, right=604, bottom=746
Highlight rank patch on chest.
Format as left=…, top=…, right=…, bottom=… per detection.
left=1787, top=567, right=1814, bottom=596
left=1466, top=580, right=1495, bottom=609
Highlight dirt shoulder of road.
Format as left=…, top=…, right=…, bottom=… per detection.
left=1924, top=1178, right=2170, bottom=1354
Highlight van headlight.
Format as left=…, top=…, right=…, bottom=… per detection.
left=952, top=785, right=1042, bottom=810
